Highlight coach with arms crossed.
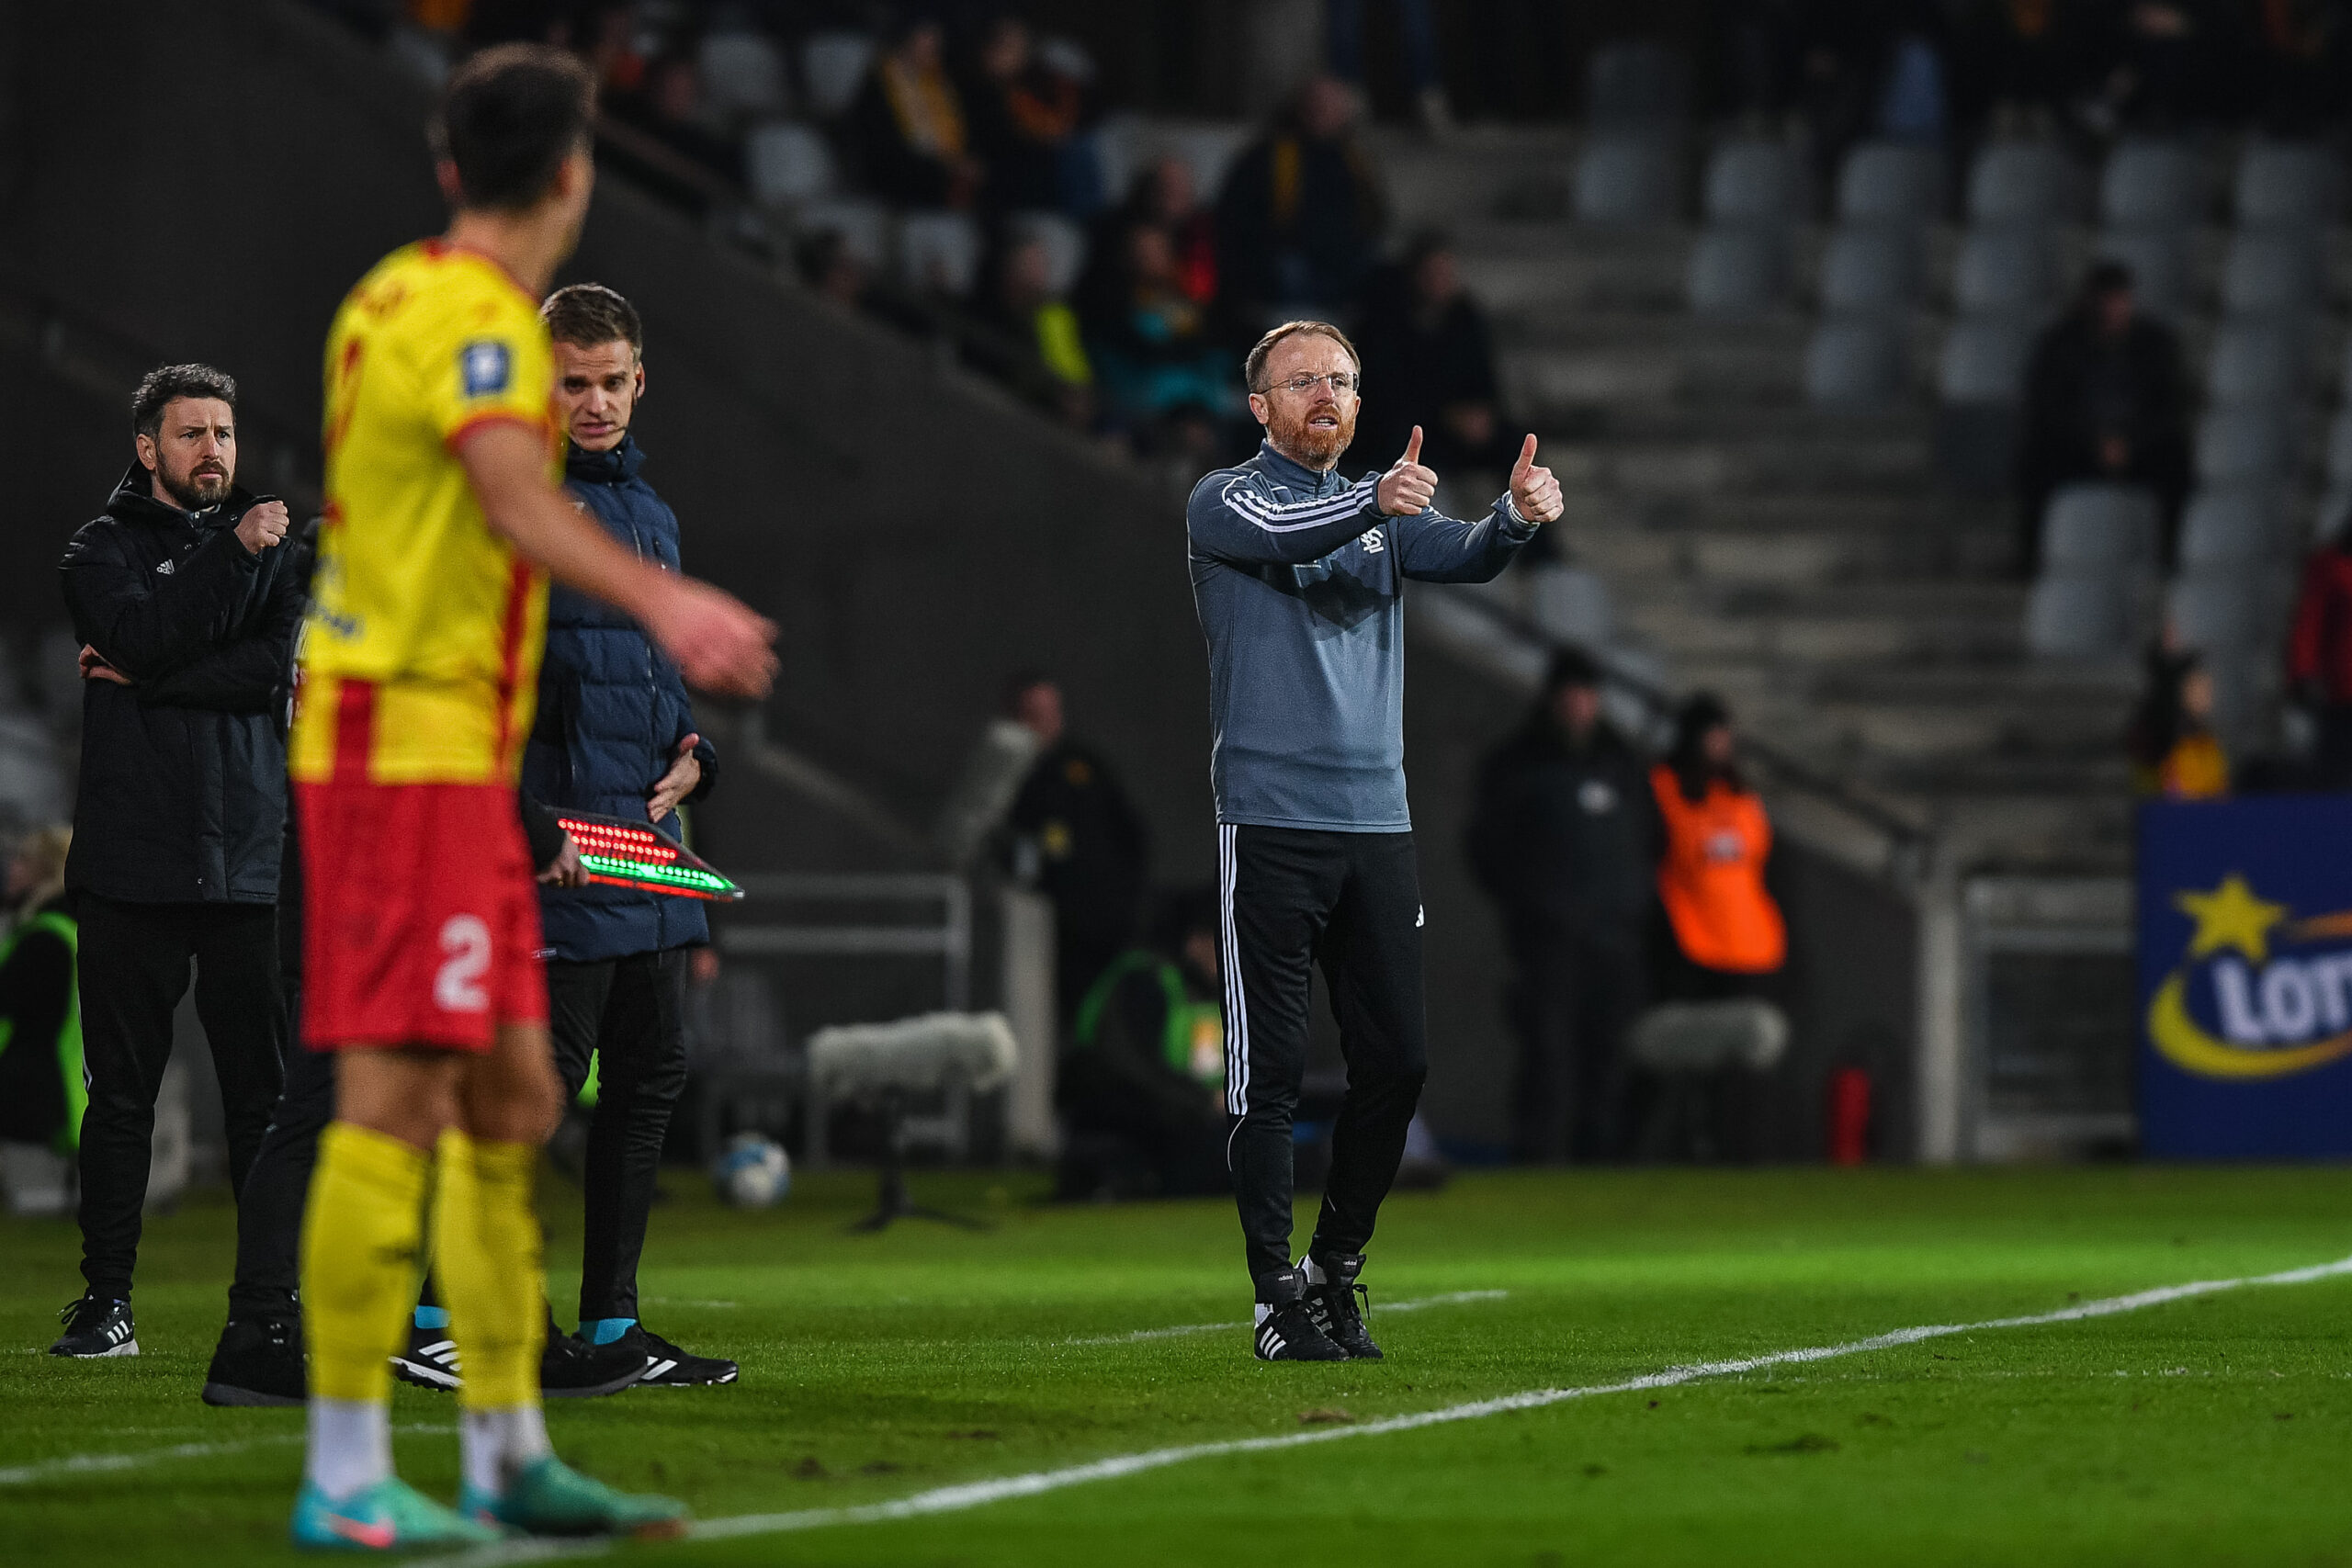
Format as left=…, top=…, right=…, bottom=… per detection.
left=51, top=366, right=301, bottom=1358
left=521, top=281, right=732, bottom=1384
left=1189, top=321, right=1562, bottom=1361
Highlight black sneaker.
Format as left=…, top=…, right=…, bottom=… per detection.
left=50, top=1294, right=137, bottom=1359
left=390, top=1321, right=462, bottom=1392
left=611, top=1325, right=738, bottom=1387
left=542, top=1327, right=647, bottom=1399
left=1302, top=1252, right=1381, bottom=1359
left=202, top=1315, right=305, bottom=1405
left=1251, top=1268, right=1346, bottom=1362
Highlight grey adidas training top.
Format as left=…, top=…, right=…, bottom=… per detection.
left=1187, top=441, right=1538, bottom=832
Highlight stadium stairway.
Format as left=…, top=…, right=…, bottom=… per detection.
left=1370, top=127, right=2139, bottom=883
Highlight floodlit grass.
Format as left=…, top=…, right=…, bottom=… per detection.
left=5, top=1164, right=2352, bottom=1565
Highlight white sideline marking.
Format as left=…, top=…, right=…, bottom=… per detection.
left=436, top=1254, right=2352, bottom=1568
left=0, top=1424, right=453, bottom=1489
left=1065, top=1289, right=1509, bottom=1346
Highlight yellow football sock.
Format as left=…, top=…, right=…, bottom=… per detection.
left=433, top=1130, right=547, bottom=1412
left=300, top=1122, right=431, bottom=1404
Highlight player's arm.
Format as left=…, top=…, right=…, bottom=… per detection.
left=456, top=423, right=775, bottom=698
left=1394, top=434, right=1560, bottom=585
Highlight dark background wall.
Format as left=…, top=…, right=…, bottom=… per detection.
left=0, top=0, right=1552, bottom=1150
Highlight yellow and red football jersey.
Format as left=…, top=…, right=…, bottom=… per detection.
left=293, top=239, right=559, bottom=786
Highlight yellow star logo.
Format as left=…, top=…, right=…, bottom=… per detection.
left=2175, top=875, right=2290, bottom=964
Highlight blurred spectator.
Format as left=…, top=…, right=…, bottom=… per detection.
left=1055, top=887, right=1227, bottom=1201
left=1327, top=0, right=1451, bottom=132
left=847, top=17, right=984, bottom=210
left=1080, top=156, right=1219, bottom=322
left=2016, top=262, right=2190, bottom=577
left=1080, top=220, right=1234, bottom=462
left=1355, top=231, right=1513, bottom=483
left=1214, top=75, right=1385, bottom=327
left=1649, top=694, right=1786, bottom=1002
left=2288, top=516, right=2352, bottom=786
left=965, top=16, right=1100, bottom=216
left=607, top=51, right=743, bottom=205
left=1466, top=649, right=1655, bottom=1164
left=2247, top=0, right=2349, bottom=135
left=2129, top=646, right=2229, bottom=797
left=0, top=827, right=82, bottom=1211
left=978, top=234, right=1094, bottom=428
left=1792, top=0, right=1900, bottom=183
left=1001, top=673, right=1150, bottom=1015
left=1873, top=0, right=1953, bottom=142
left=2075, top=0, right=2248, bottom=132
left=578, top=1, right=650, bottom=107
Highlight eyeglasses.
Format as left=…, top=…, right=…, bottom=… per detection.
left=1262, top=371, right=1360, bottom=396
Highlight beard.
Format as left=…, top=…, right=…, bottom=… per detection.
left=158, top=462, right=231, bottom=512
left=1268, top=399, right=1356, bottom=470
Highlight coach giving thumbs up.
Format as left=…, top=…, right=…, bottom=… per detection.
left=1377, top=425, right=1438, bottom=516
left=1510, top=434, right=1564, bottom=525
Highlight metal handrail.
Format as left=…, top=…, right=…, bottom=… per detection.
left=718, top=872, right=971, bottom=1011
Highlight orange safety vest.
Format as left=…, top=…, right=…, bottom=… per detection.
left=1650, top=764, right=1787, bottom=975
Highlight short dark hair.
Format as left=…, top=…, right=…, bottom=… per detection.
left=430, top=43, right=596, bottom=213
left=131, top=364, right=236, bottom=443
left=1543, top=645, right=1602, bottom=694
left=1001, top=668, right=1057, bottom=714
left=2086, top=260, right=2134, bottom=297
left=1244, top=320, right=1360, bottom=393
left=542, top=282, right=642, bottom=355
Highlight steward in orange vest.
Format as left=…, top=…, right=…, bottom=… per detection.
left=1651, top=695, right=1786, bottom=990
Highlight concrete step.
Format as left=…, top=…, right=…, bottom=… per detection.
left=1539, top=432, right=1940, bottom=499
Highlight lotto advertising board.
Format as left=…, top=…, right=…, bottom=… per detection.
left=2138, top=795, right=2352, bottom=1158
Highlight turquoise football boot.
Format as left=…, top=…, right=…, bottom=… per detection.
left=290, top=1475, right=503, bottom=1551
left=459, top=1453, right=687, bottom=1540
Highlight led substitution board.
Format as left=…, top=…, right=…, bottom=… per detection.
left=554, top=810, right=744, bottom=901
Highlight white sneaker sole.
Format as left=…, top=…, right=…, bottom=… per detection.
left=56, top=1339, right=139, bottom=1359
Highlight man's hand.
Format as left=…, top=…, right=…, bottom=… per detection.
left=1509, top=434, right=1563, bottom=525
left=647, top=733, right=703, bottom=820
left=233, top=499, right=290, bottom=556
left=537, top=832, right=588, bottom=887
left=78, top=644, right=132, bottom=686
left=1377, top=426, right=1438, bottom=517
left=639, top=579, right=778, bottom=699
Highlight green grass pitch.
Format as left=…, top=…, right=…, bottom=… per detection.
left=6, top=1164, right=2352, bottom=1566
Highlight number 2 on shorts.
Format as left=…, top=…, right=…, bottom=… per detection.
left=434, top=914, right=492, bottom=1012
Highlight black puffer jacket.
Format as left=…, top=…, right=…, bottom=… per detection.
left=59, top=463, right=309, bottom=905
left=1465, top=716, right=1657, bottom=945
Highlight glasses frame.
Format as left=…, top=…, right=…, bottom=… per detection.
left=1261, top=370, right=1362, bottom=397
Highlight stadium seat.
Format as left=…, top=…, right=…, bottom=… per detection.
left=1586, top=40, right=1688, bottom=131
left=2195, top=407, right=2298, bottom=486
left=1574, top=136, right=1679, bottom=224
left=699, top=30, right=789, bottom=120
left=745, top=122, right=834, bottom=209
left=1819, top=225, right=1923, bottom=312
left=2167, top=570, right=2274, bottom=653
left=897, top=210, right=983, bottom=296
left=1804, top=317, right=1908, bottom=407
left=800, top=31, right=876, bottom=118
left=1529, top=565, right=1615, bottom=648
left=2092, top=227, right=2195, bottom=319
left=792, top=197, right=889, bottom=266
left=2221, top=228, right=2326, bottom=317
left=1836, top=141, right=1942, bottom=225
left=1937, top=314, right=2033, bottom=404
left=1702, top=140, right=1804, bottom=225
left=2099, top=140, right=2206, bottom=227
left=1952, top=226, right=2057, bottom=315
left=2206, top=321, right=2305, bottom=407
left=2024, top=570, right=2132, bottom=658
left=2234, top=141, right=2343, bottom=229
left=1687, top=226, right=1788, bottom=316
left=2042, top=484, right=2158, bottom=568
left=2177, top=485, right=2289, bottom=566
left=1966, top=141, right=2082, bottom=225
left=1005, top=210, right=1088, bottom=296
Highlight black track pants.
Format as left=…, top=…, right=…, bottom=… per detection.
left=547, top=949, right=690, bottom=1325
left=226, top=976, right=329, bottom=1319
left=74, top=896, right=283, bottom=1301
left=1219, top=825, right=1428, bottom=1286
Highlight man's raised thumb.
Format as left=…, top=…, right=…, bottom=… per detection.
left=1400, top=425, right=1423, bottom=467
left=1512, top=433, right=1538, bottom=479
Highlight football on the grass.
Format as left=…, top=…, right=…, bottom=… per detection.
left=711, top=1133, right=790, bottom=1208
